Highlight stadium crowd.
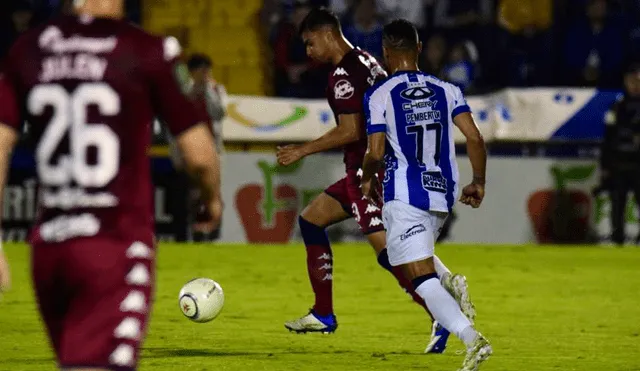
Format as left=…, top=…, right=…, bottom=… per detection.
left=265, top=0, right=640, bottom=97
left=3, top=0, right=640, bottom=98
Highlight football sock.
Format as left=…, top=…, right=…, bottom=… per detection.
left=413, top=274, right=476, bottom=347
left=299, top=216, right=333, bottom=316
left=377, top=249, right=432, bottom=317
left=433, top=255, right=451, bottom=283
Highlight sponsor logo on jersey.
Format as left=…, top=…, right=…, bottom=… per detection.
left=400, top=86, right=435, bottom=101
left=333, top=67, right=348, bottom=76
left=422, top=171, right=447, bottom=193
left=39, top=26, right=117, bottom=53
left=401, top=224, right=426, bottom=241
left=403, top=100, right=438, bottom=111
left=405, top=110, right=441, bottom=123
left=334, top=79, right=355, bottom=100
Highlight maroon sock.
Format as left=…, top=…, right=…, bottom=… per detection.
left=377, top=249, right=433, bottom=319
left=299, top=217, right=333, bottom=316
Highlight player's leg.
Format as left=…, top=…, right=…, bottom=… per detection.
left=284, top=185, right=350, bottom=334
left=367, top=230, right=433, bottom=314
left=366, top=230, right=450, bottom=354
left=610, top=176, right=629, bottom=245
left=55, top=238, right=155, bottom=370
left=367, top=212, right=476, bottom=353
left=383, top=201, right=491, bottom=369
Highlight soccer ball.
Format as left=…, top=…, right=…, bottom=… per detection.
left=178, top=278, right=224, bottom=323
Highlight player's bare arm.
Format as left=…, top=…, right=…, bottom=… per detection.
left=454, top=111, right=487, bottom=208
left=277, top=113, right=363, bottom=166
left=177, top=123, right=223, bottom=231
left=361, top=132, right=385, bottom=203
left=0, top=124, right=18, bottom=293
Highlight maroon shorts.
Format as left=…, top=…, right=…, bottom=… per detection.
left=31, top=237, right=155, bottom=370
left=324, top=169, right=385, bottom=235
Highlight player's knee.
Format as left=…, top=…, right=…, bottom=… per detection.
left=298, top=216, right=329, bottom=245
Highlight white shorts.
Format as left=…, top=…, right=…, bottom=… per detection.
left=382, top=200, right=448, bottom=267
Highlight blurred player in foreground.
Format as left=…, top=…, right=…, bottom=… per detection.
left=0, top=0, right=222, bottom=369
left=361, top=20, right=492, bottom=370
left=277, top=8, right=473, bottom=353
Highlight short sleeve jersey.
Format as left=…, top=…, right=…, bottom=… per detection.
left=0, top=16, right=204, bottom=244
left=364, top=71, right=471, bottom=213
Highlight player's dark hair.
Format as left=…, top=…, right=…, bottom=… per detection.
left=383, top=19, right=419, bottom=51
left=187, top=54, right=212, bottom=71
left=298, top=7, right=341, bottom=36
left=625, top=61, right=640, bottom=75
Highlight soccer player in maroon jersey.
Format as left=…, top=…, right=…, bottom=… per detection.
left=277, top=9, right=472, bottom=352
left=0, top=0, right=222, bottom=370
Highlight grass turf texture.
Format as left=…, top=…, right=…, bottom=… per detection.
left=0, top=243, right=639, bottom=371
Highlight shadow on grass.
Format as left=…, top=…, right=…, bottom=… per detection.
left=143, top=347, right=357, bottom=358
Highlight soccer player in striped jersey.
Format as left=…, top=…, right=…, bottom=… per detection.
left=361, top=20, right=492, bottom=370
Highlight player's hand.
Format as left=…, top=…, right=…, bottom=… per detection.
left=277, top=145, right=306, bottom=166
left=0, top=250, right=11, bottom=294
left=459, top=182, right=485, bottom=208
left=361, top=177, right=382, bottom=205
left=193, top=197, right=223, bottom=234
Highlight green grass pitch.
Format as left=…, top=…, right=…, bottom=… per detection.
left=0, top=243, right=639, bottom=371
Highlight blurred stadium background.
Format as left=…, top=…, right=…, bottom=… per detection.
left=2, top=2, right=640, bottom=371
left=1, top=0, right=639, bottom=245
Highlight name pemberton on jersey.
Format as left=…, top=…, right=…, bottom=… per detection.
left=405, top=110, right=441, bottom=123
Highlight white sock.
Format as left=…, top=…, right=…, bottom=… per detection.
left=460, top=326, right=479, bottom=348
left=415, top=277, right=476, bottom=347
left=433, top=255, right=451, bottom=282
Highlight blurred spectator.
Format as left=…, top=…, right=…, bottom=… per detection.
left=498, top=0, right=552, bottom=34
left=342, top=0, right=383, bottom=60
left=329, top=0, right=357, bottom=20
left=443, top=41, right=478, bottom=93
left=563, top=0, right=625, bottom=88
left=0, top=0, right=35, bottom=58
left=420, top=34, right=447, bottom=80
left=187, top=54, right=227, bottom=153
left=272, top=1, right=329, bottom=97
left=498, top=0, right=553, bottom=87
left=263, top=0, right=329, bottom=32
left=169, top=54, right=228, bottom=241
left=504, top=27, right=553, bottom=86
left=378, top=0, right=431, bottom=31
left=433, top=0, right=494, bottom=36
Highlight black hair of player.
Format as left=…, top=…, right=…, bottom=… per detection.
left=625, top=61, right=640, bottom=76
left=382, top=19, right=419, bottom=51
left=187, top=54, right=212, bottom=71
left=298, top=7, right=341, bottom=36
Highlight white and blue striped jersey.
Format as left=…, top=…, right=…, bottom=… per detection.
left=364, top=71, right=471, bottom=213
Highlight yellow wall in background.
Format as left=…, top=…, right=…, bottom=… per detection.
left=143, top=0, right=271, bottom=96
